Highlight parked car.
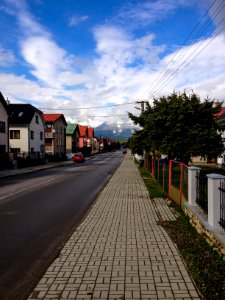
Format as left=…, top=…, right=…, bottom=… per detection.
left=72, top=153, right=85, bottom=163
left=123, top=149, right=127, bottom=154
left=66, top=153, right=75, bottom=160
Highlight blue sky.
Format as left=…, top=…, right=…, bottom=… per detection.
left=0, top=0, right=225, bottom=129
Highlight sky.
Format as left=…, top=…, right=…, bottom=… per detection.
left=0, top=0, right=225, bottom=130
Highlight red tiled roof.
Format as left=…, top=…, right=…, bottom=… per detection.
left=215, top=107, right=225, bottom=117
left=44, top=114, right=65, bottom=123
left=88, top=127, right=94, bottom=138
left=79, top=125, right=88, bottom=137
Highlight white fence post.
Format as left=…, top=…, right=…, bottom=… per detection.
left=207, top=173, right=225, bottom=229
left=188, top=166, right=201, bottom=206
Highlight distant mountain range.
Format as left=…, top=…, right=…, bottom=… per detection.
left=94, top=122, right=132, bottom=139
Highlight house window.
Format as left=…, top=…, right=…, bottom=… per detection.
left=60, top=127, right=63, bottom=134
left=0, top=121, right=6, bottom=133
left=35, top=115, right=39, bottom=123
left=40, top=132, right=43, bottom=140
left=56, top=139, right=63, bottom=147
left=0, top=145, right=6, bottom=153
left=31, top=147, right=34, bottom=153
left=10, top=130, right=20, bottom=139
left=10, top=148, right=20, bottom=153
left=45, top=138, right=52, bottom=146
left=31, top=131, right=34, bottom=139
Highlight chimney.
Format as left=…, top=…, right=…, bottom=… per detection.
left=215, top=100, right=222, bottom=108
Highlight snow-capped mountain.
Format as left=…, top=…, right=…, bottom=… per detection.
left=94, top=122, right=132, bottom=139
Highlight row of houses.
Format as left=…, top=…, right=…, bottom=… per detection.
left=0, top=92, right=110, bottom=168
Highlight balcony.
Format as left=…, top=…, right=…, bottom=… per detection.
left=45, top=132, right=54, bottom=138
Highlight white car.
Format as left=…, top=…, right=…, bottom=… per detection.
left=66, top=153, right=75, bottom=160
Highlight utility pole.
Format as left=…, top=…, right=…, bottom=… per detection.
left=135, top=100, right=147, bottom=164
left=135, top=101, right=146, bottom=113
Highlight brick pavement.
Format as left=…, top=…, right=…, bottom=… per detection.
left=28, top=153, right=201, bottom=300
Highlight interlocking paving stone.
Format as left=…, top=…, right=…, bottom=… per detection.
left=28, top=153, right=201, bottom=300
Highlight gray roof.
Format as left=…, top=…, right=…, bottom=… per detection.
left=0, top=92, right=8, bottom=112
left=9, top=104, right=43, bottom=125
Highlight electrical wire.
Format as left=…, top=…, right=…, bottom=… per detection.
left=151, top=17, right=225, bottom=98
left=39, top=101, right=136, bottom=111
left=136, top=0, right=225, bottom=102
left=148, top=0, right=225, bottom=99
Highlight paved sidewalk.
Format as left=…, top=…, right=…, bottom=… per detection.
left=28, top=153, right=201, bottom=300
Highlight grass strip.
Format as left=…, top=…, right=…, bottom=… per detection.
left=138, top=166, right=225, bottom=300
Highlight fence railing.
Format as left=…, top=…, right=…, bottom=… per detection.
left=196, top=170, right=208, bottom=213
left=168, top=160, right=188, bottom=206
left=144, top=156, right=188, bottom=206
left=219, top=181, right=225, bottom=230
left=143, top=155, right=225, bottom=231
left=188, top=170, right=225, bottom=231
left=152, top=158, right=169, bottom=194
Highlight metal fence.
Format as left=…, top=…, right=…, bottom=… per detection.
left=168, top=160, right=188, bottom=206
left=153, top=158, right=169, bottom=194
left=196, top=170, right=208, bottom=214
left=144, top=156, right=188, bottom=206
left=219, top=181, right=225, bottom=230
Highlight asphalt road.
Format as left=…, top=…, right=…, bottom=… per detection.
left=0, top=152, right=123, bottom=300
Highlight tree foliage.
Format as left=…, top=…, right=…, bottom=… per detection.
left=128, top=92, right=224, bottom=163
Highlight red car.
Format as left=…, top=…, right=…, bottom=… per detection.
left=72, top=153, right=85, bottom=163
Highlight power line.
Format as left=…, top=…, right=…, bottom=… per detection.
left=151, top=16, right=225, bottom=98
left=66, top=114, right=129, bottom=118
left=148, top=0, right=225, bottom=99
left=136, top=0, right=224, bottom=102
left=39, top=101, right=136, bottom=111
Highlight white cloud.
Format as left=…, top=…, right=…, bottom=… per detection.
left=69, top=15, right=89, bottom=27
left=94, top=25, right=164, bottom=67
left=0, top=73, right=54, bottom=104
left=2, top=0, right=48, bottom=36
left=21, top=36, right=72, bottom=87
left=0, top=46, right=15, bottom=66
left=93, top=25, right=164, bottom=87
left=1, top=0, right=225, bottom=130
left=117, top=0, right=176, bottom=26
left=147, top=34, right=225, bottom=101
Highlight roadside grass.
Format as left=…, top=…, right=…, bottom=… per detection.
left=139, top=167, right=167, bottom=198
left=138, top=166, right=225, bottom=300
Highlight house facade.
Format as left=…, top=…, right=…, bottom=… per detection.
left=9, top=104, right=45, bottom=157
left=0, top=92, right=8, bottom=154
left=76, top=125, right=95, bottom=156
left=66, top=123, right=78, bottom=153
left=44, top=114, right=67, bottom=155
left=78, top=125, right=88, bottom=149
left=0, top=92, right=9, bottom=168
left=215, top=106, right=225, bottom=165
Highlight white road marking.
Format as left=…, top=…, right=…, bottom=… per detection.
left=0, top=177, right=57, bottom=202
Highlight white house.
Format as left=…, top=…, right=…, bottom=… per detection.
left=9, top=104, right=45, bottom=157
left=215, top=106, right=225, bottom=166
left=0, top=92, right=9, bottom=168
left=0, top=92, right=8, bottom=154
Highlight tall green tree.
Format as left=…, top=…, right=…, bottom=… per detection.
left=128, top=92, right=224, bottom=164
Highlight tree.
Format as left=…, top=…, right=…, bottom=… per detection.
left=128, top=92, right=224, bottom=164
